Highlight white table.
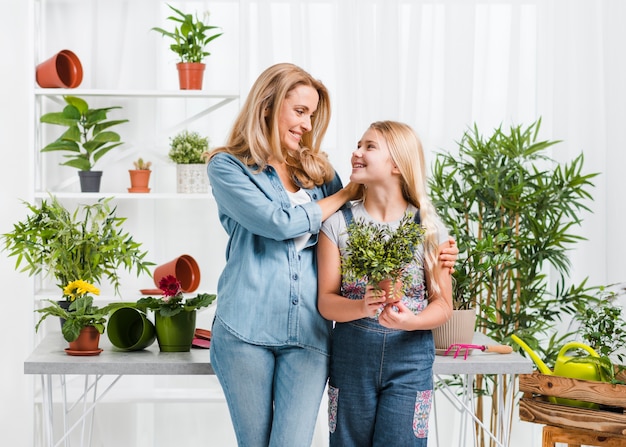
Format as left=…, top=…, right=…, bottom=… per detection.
left=25, top=332, right=532, bottom=447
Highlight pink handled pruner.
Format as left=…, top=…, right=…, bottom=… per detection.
left=444, top=343, right=513, bottom=360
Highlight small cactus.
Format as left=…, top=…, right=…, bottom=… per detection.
left=133, top=158, right=152, bottom=170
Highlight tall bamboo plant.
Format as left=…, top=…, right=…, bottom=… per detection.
left=429, top=119, right=598, bottom=445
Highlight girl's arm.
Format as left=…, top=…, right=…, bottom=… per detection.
left=378, top=241, right=454, bottom=331
left=317, top=232, right=386, bottom=322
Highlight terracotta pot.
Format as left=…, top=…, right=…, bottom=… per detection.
left=176, top=62, right=205, bottom=90
left=78, top=170, right=102, bottom=193
left=67, top=326, right=101, bottom=354
left=36, top=49, right=83, bottom=88
left=378, top=279, right=403, bottom=303
left=128, top=170, right=151, bottom=193
left=153, top=254, right=201, bottom=293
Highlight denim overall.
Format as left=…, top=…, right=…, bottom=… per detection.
left=328, top=208, right=434, bottom=447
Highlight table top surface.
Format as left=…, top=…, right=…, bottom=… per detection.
left=24, top=331, right=533, bottom=376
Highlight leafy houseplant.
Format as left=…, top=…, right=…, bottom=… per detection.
left=35, top=280, right=126, bottom=344
left=136, top=275, right=215, bottom=317
left=40, top=95, right=128, bottom=192
left=128, top=157, right=152, bottom=193
left=152, top=4, right=223, bottom=89
left=341, top=212, right=425, bottom=297
left=2, top=195, right=153, bottom=297
left=572, top=282, right=626, bottom=364
left=428, top=119, right=598, bottom=443
left=136, top=275, right=216, bottom=352
left=169, top=130, right=210, bottom=193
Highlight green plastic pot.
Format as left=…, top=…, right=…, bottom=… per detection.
left=155, top=310, right=196, bottom=352
left=107, top=307, right=156, bottom=351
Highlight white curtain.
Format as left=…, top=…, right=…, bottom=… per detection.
left=235, top=0, right=625, bottom=290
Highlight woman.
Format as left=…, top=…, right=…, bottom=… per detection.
left=317, top=121, right=454, bottom=446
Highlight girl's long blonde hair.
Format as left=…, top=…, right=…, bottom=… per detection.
left=208, top=63, right=335, bottom=188
left=368, top=121, right=443, bottom=280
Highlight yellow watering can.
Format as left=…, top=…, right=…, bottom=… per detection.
left=511, top=334, right=600, bottom=408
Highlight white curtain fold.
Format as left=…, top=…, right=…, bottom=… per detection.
left=39, top=0, right=624, bottom=309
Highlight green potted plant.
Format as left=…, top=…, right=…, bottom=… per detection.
left=128, top=157, right=152, bottom=193
left=151, top=3, right=223, bottom=90
left=572, top=282, right=626, bottom=364
left=169, top=130, right=210, bottom=193
left=428, top=119, right=599, bottom=443
left=40, top=95, right=129, bottom=192
left=136, top=275, right=216, bottom=352
left=34, top=280, right=129, bottom=355
left=341, top=212, right=425, bottom=301
left=1, top=195, right=153, bottom=298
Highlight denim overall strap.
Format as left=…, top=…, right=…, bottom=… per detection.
left=341, top=207, right=421, bottom=225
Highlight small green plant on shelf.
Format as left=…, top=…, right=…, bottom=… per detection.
left=151, top=3, right=223, bottom=63
left=133, top=158, right=152, bottom=170
left=168, top=130, right=209, bottom=164
left=39, top=95, right=128, bottom=171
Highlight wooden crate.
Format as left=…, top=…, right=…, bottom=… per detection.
left=519, top=372, right=626, bottom=437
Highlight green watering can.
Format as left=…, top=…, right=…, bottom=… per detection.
left=511, top=334, right=600, bottom=408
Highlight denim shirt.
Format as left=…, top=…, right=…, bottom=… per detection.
left=207, top=152, right=344, bottom=356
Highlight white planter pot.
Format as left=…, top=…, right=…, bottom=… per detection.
left=432, top=308, right=477, bottom=352
left=176, top=164, right=208, bottom=193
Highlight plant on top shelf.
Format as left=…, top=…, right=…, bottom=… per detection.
left=168, top=130, right=209, bottom=164
left=152, top=4, right=223, bottom=63
left=341, top=212, right=425, bottom=300
left=152, top=3, right=223, bottom=89
left=136, top=275, right=216, bottom=317
left=39, top=95, right=129, bottom=192
left=1, top=195, right=153, bottom=298
left=35, top=280, right=128, bottom=343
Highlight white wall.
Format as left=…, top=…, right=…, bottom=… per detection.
left=0, top=0, right=33, bottom=445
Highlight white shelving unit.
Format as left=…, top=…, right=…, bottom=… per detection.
left=31, top=1, right=240, bottom=300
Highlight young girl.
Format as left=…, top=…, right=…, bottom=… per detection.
left=317, top=121, right=454, bottom=446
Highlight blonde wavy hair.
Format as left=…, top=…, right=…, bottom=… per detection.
left=207, top=63, right=335, bottom=188
left=365, top=121, right=443, bottom=279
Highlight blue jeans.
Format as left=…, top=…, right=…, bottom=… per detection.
left=210, top=317, right=329, bottom=447
left=328, top=318, right=434, bottom=447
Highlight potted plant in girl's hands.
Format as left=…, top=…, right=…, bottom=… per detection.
left=341, top=212, right=425, bottom=303
left=40, top=95, right=128, bottom=193
left=34, top=280, right=129, bottom=355
left=136, top=275, right=216, bottom=352
left=152, top=3, right=223, bottom=90
left=169, top=130, right=210, bottom=193
left=1, top=195, right=153, bottom=298
left=128, top=157, right=152, bottom=193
